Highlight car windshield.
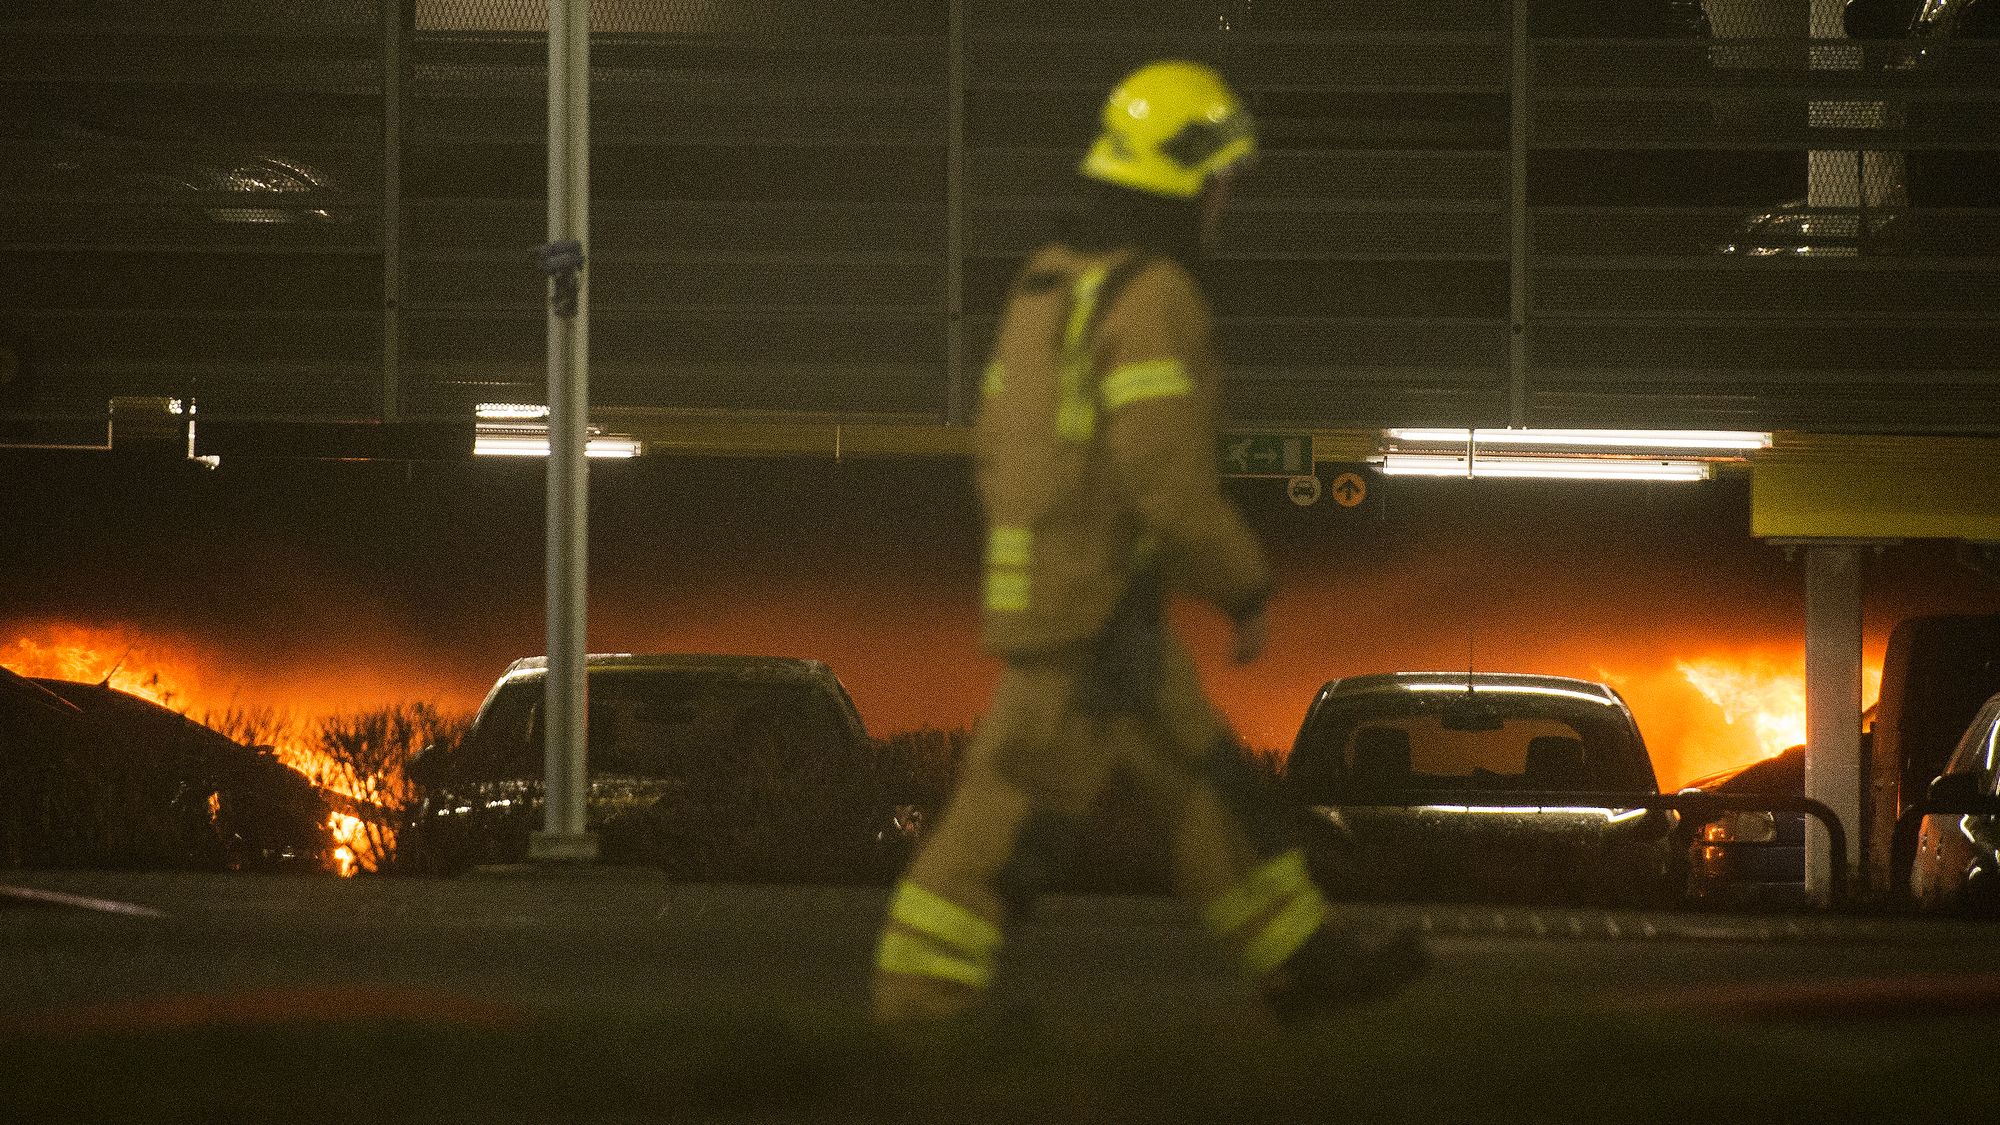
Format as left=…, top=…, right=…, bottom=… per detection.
left=1288, top=684, right=1655, bottom=801
left=455, top=669, right=849, bottom=781
left=1940, top=697, right=2000, bottom=793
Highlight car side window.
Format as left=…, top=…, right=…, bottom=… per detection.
left=465, top=683, right=540, bottom=776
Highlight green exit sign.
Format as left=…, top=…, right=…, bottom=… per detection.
left=1218, top=433, right=1313, bottom=478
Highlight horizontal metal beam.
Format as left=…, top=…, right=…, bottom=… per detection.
left=1753, top=434, right=2000, bottom=540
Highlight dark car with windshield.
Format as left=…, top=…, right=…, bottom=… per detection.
left=1285, top=672, right=1678, bottom=906
left=406, top=653, right=899, bottom=882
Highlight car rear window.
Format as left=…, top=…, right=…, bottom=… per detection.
left=1288, top=687, right=1655, bottom=800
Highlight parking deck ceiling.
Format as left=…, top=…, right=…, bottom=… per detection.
left=0, top=0, right=1995, bottom=439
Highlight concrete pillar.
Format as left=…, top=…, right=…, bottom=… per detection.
left=1804, top=544, right=1864, bottom=903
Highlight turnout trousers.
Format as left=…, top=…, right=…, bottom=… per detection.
left=871, top=634, right=1332, bottom=1021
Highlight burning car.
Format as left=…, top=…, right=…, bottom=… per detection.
left=405, top=653, right=903, bottom=883
left=0, top=668, right=328, bottom=871
left=1284, top=672, right=1679, bottom=906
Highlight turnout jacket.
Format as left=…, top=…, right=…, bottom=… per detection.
left=974, top=243, right=1272, bottom=656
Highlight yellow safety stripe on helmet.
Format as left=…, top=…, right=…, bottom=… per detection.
left=1241, top=884, right=1330, bottom=978
left=985, top=568, right=1029, bottom=613
left=1202, top=848, right=1311, bottom=938
left=1054, top=267, right=1108, bottom=443
left=981, top=360, right=1005, bottom=398
left=876, top=929, right=993, bottom=989
left=1100, top=359, right=1192, bottom=411
left=890, top=882, right=1003, bottom=962
left=986, top=526, right=1032, bottom=570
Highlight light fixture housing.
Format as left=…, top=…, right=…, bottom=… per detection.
left=472, top=433, right=642, bottom=459
left=471, top=403, right=639, bottom=459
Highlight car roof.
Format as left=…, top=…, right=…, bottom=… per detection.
left=1318, top=672, right=1623, bottom=705
left=1681, top=744, right=1805, bottom=794
left=496, top=653, right=839, bottom=685
left=479, top=652, right=868, bottom=742
left=3, top=667, right=84, bottom=720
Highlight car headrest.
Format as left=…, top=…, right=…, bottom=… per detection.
left=1524, top=735, right=1586, bottom=782
left=1351, top=727, right=1413, bottom=784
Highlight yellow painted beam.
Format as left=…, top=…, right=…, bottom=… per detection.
left=1751, top=434, right=2000, bottom=541
left=604, top=411, right=970, bottom=459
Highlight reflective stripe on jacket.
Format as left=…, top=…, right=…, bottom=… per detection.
left=973, top=244, right=1272, bottom=656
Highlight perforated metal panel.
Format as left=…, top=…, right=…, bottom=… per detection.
left=1, top=0, right=1995, bottom=437
left=962, top=0, right=1515, bottom=427
left=0, top=0, right=386, bottom=424
left=1528, top=0, right=2000, bottom=431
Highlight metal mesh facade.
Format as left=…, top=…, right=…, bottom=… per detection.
left=2, top=0, right=1995, bottom=436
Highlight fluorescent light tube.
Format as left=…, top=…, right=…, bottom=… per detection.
left=1378, top=453, right=1711, bottom=482
left=475, top=402, right=552, bottom=421
left=1385, top=428, right=1771, bottom=452
left=473, top=434, right=642, bottom=459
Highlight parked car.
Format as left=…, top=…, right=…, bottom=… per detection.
left=1284, top=672, right=1679, bottom=906
left=1680, top=745, right=1809, bottom=907
left=1909, top=690, right=2000, bottom=916
left=0, top=668, right=328, bottom=871
left=1866, top=614, right=2000, bottom=890
left=16, top=123, right=350, bottom=228
left=405, top=653, right=902, bottom=882
left=1716, top=199, right=1912, bottom=257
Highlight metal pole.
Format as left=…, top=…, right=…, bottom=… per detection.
left=531, top=0, right=597, bottom=863
left=380, top=0, right=406, bottom=422
left=1804, top=544, right=1863, bottom=904
left=1506, top=0, right=1529, bottom=427
left=943, top=0, right=966, bottom=424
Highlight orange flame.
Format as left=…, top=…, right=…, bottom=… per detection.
left=0, top=623, right=205, bottom=710
left=3, top=621, right=411, bottom=876
left=1677, top=655, right=1883, bottom=760
left=329, top=814, right=365, bottom=879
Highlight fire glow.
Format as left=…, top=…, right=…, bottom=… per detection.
left=0, top=622, right=424, bottom=876
left=5, top=620, right=1889, bottom=855
left=1676, top=655, right=1884, bottom=760
left=0, top=623, right=199, bottom=711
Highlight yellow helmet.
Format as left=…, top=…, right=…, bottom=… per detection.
left=1079, top=60, right=1256, bottom=200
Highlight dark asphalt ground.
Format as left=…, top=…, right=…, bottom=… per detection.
left=3, top=869, right=1998, bottom=1122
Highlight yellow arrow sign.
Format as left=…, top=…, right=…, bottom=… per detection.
left=1330, top=471, right=1368, bottom=508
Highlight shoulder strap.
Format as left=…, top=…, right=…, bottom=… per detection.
left=1051, top=251, right=1157, bottom=443
left=1080, top=251, right=1156, bottom=349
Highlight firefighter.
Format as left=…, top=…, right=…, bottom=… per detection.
left=872, top=60, right=1426, bottom=1022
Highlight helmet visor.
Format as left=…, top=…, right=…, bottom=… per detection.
left=1158, top=107, right=1257, bottom=179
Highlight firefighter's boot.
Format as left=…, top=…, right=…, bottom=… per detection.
left=873, top=878, right=1003, bottom=1022
left=1201, top=848, right=1429, bottom=1022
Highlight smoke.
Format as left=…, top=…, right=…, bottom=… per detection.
left=5, top=458, right=1997, bottom=794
